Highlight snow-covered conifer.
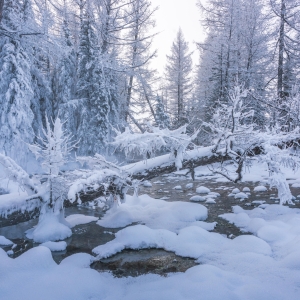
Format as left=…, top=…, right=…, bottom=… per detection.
left=155, top=94, right=170, bottom=129
left=0, top=0, right=34, bottom=167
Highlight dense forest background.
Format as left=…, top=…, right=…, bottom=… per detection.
left=0, top=0, right=299, bottom=168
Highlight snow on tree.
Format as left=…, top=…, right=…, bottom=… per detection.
left=0, top=0, right=34, bottom=168
left=27, top=115, right=77, bottom=242
left=204, top=82, right=300, bottom=205
left=112, top=124, right=199, bottom=170
left=155, top=94, right=170, bottom=129
left=165, top=28, right=193, bottom=127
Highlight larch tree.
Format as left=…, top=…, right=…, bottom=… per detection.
left=165, top=28, right=193, bottom=127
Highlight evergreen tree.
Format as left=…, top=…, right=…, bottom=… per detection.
left=0, top=0, right=34, bottom=167
left=76, top=8, right=109, bottom=155
left=155, top=94, right=170, bottom=129
left=165, top=28, right=193, bottom=127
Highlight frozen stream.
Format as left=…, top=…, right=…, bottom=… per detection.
left=1, top=169, right=300, bottom=277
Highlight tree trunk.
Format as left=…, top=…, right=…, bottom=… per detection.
left=278, top=0, right=285, bottom=101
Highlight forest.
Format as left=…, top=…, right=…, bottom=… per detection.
left=1, top=1, right=300, bottom=300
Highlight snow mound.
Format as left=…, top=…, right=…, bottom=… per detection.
left=254, top=186, right=268, bottom=192
left=40, top=241, right=67, bottom=251
left=205, top=198, right=216, bottom=204
left=143, top=181, right=152, bottom=187
left=242, top=187, right=250, bottom=192
left=208, top=192, right=220, bottom=197
left=185, top=183, right=193, bottom=189
left=291, top=183, right=300, bottom=188
left=196, top=186, right=210, bottom=194
left=93, top=224, right=271, bottom=260
left=26, top=214, right=72, bottom=243
left=65, top=214, right=98, bottom=228
left=190, top=196, right=206, bottom=202
left=0, top=236, right=13, bottom=246
left=96, top=194, right=207, bottom=232
left=234, top=192, right=248, bottom=200
left=232, top=188, right=240, bottom=194
left=174, top=185, right=182, bottom=190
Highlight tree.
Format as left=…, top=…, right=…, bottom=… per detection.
left=154, top=94, right=169, bottom=129
left=28, top=115, right=77, bottom=242
left=165, top=28, right=193, bottom=127
left=0, top=0, right=34, bottom=168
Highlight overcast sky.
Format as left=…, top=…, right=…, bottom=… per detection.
left=150, top=0, right=206, bottom=76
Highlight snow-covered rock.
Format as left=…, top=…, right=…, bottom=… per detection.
left=190, top=196, right=206, bottom=202
left=143, top=181, right=152, bottom=187
left=205, top=198, right=216, bottom=204
left=196, top=186, right=210, bottom=194
left=234, top=192, right=248, bottom=200
left=254, top=186, right=268, bottom=192
left=232, top=188, right=240, bottom=194
left=185, top=183, right=193, bottom=189
left=174, top=185, right=182, bottom=190
left=252, top=201, right=266, bottom=204
left=242, top=187, right=250, bottom=192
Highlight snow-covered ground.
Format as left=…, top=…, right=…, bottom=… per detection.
left=1, top=160, right=300, bottom=299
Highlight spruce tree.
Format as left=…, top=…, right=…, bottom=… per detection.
left=0, top=0, right=34, bottom=167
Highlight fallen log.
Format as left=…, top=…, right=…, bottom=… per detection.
left=0, top=147, right=229, bottom=228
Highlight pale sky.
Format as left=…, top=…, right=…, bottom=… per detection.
left=150, top=0, right=206, bottom=76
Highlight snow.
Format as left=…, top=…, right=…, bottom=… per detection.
left=121, top=146, right=214, bottom=175
left=0, top=236, right=13, bottom=246
left=65, top=214, right=98, bottom=228
left=190, top=195, right=206, bottom=202
left=173, top=185, right=182, bottom=190
left=96, top=194, right=208, bottom=232
left=40, top=241, right=67, bottom=251
left=205, top=198, right=216, bottom=204
left=196, top=186, right=210, bottom=194
left=254, top=185, right=268, bottom=192
left=185, top=183, right=193, bottom=189
left=143, top=181, right=152, bottom=187
left=232, top=188, right=240, bottom=194
left=242, top=187, right=250, bottom=192
left=234, top=192, right=248, bottom=200
left=26, top=213, right=72, bottom=243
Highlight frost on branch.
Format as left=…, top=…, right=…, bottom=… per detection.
left=0, top=153, right=38, bottom=195
left=112, top=124, right=199, bottom=170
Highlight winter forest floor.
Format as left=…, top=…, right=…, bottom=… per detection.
left=1, top=161, right=300, bottom=299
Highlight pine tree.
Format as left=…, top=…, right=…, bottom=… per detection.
left=165, top=28, right=193, bottom=127
left=155, top=94, right=170, bottom=129
left=0, top=0, right=34, bottom=167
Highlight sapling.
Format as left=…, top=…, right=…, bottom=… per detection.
left=27, top=115, right=77, bottom=242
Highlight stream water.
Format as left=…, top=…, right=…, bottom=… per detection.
left=1, top=171, right=300, bottom=277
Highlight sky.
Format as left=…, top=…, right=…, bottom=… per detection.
left=150, top=0, right=206, bottom=76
